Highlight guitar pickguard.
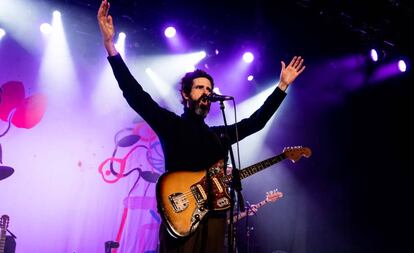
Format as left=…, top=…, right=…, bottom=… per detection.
left=216, top=197, right=230, bottom=208
left=207, top=164, right=231, bottom=210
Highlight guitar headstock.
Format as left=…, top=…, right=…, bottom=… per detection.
left=266, top=189, right=283, bottom=202
left=0, top=215, right=9, bottom=230
left=283, top=146, right=312, bottom=163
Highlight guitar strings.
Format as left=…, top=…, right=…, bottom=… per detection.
left=173, top=190, right=206, bottom=205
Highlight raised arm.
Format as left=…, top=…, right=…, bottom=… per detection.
left=97, top=0, right=118, bottom=56
left=277, top=56, right=306, bottom=91
left=212, top=55, right=306, bottom=144
left=97, top=0, right=177, bottom=137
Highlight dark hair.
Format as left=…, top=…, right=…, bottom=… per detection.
left=180, top=69, right=215, bottom=106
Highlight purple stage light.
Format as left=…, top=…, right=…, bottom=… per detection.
left=164, top=26, right=176, bottom=38
left=243, top=52, right=254, bottom=63
left=0, top=28, right=5, bottom=39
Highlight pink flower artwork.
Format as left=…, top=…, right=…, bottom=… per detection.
left=0, top=81, right=47, bottom=129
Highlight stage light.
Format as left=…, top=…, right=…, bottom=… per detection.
left=115, top=32, right=126, bottom=57
left=40, top=23, right=52, bottom=35
left=247, top=75, right=254, bottom=81
left=119, top=32, right=126, bottom=39
left=184, top=65, right=196, bottom=72
left=0, top=28, right=5, bottom=39
left=164, top=26, right=176, bottom=38
left=144, top=67, right=181, bottom=109
left=53, top=10, right=61, bottom=18
left=368, top=46, right=388, bottom=63
left=370, top=49, right=378, bottom=62
left=212, top=87, right=222, bottom=95
left=398, top=59, right=407, bottom=72
left=243, top=52, right=254, bottom=63
left=163, top=24, right=186, bottom=52
left=39, top=8, right=78, bottom=100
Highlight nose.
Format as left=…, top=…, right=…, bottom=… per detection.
left=204, top=88, right=211, bottom=96
left=200, top=89, right=211, bottom=102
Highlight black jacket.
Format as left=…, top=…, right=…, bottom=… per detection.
left=108, top=54, right=286, bottom=173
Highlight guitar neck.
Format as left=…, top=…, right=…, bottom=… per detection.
left=254, top=199, right=269, bottom=209
left=0, top=230, right=6, bottom=253
left=239, top=153, right=286, bottom=179
left=229, top=199, right=269, bottom=224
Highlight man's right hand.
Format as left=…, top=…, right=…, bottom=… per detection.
left=97, top=0, right=118, bottom=56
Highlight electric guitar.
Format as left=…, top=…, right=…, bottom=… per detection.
left=156, top=146, right=311, bottom=238
left=0, top=215, right=9, bottom=253
left=228, top=189, right=283, bottom=224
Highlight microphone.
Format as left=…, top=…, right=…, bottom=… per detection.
left=206, top=92, right=234, bottom=102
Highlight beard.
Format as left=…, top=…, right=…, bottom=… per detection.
left=189, top=96, right=210, bottom=117
left=195, top=104, right=210, bottom=117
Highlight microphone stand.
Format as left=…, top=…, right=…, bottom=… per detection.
left=6, top=228, right=17, bottom=239
left=217, top=99, right=245, bottom=253
left=244, top=201, right=255, bottom=253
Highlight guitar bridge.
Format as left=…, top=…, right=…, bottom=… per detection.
left=169, top=193, right=189, bottom=213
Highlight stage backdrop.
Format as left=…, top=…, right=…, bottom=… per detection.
left=0, top=74, right=165, bottom=253
left=0, top=10, right=168, bottom=251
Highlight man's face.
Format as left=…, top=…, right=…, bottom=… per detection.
left=183, top=77, right=212, bottom=117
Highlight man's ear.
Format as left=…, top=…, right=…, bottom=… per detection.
left=181, top=90, right=189, bottom=100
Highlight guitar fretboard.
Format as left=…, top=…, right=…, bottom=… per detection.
left=240, top=154, right=285, bottom=179
left=224, top=153, right=286, bottom=181
left=0, top=230, right=6, bottom=253
left=229, top=199, right=271, bottom=224
left=0, top=214, right=9, bottom=253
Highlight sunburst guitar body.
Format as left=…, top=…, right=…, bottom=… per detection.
left=156, top=146, right=311, bottom=238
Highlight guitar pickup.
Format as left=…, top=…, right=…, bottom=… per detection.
left=212, top=177, right=223, bottom=193
left=191, top=184, right=207, bottom=205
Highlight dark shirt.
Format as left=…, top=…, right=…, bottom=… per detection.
left=108, top=54, right=287, bottom=173
left=108, top=53, right=287, bottom=252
